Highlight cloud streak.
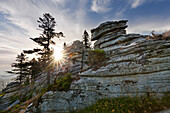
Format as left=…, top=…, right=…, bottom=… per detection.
left=0, top=0, right=169, bottom=78
left=0, top=0, right=92, bottom=76
left=131, top=0, right=145, bottom=8
left=91, top=0, right=111, bottom=13
left=127, top=17, right=170, bottom=34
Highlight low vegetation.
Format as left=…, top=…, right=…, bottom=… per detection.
left=73, top=94, right=170, bottom=113
left=47, top=73, right=73, bottom=91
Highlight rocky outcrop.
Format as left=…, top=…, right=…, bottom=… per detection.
left=40, top=90, right=100, bottom=113
left=63, top=40, right=89, bottom=74
left=39, top=20, right=170, bottom=112
left=79, top=20, right=170, bottom=96
left=0, top=72, right=50, bottom=111
left=2, top=82, right=20, bottom=94
left=0, top=82, right=21, bottom=111
left=1, top=20, right=169, bottom=112
left=91, top=20, right=128, bottom=41
left=92, top=20, right=147, bottom=52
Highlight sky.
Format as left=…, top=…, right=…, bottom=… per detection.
left=0, top=0, right=170, bottom=83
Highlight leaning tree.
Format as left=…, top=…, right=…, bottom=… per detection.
left=25, top=13, right=64, bottom=84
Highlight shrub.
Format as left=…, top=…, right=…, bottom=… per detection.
left=62, top=82, right=71, bottom=91
left=55, top=74, right=73, bottom=91
left=88, top=49, right=106, bottom=66
left=40, top=73, right=73, bottom=92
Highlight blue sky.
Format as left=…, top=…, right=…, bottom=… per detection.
left=0, top=0, right=170, bottom=80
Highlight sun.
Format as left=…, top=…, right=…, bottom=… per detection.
left=50, top=45, right=67, bottom=70
left=53, top=46, right=63, bottom=61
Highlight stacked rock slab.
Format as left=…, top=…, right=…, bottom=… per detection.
left=39, top=20, right=170, bottom=113
left=77, top=21, right=170, bottom=97
left=92, top=20, right=147, bottom=54
left=0, top=82, right=20, bottom=111
left=77, top=20, right=170, bottom=95
left=92, top=20, right=127, bottom=50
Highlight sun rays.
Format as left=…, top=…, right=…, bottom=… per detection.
left=53, top=46, right=63, bottom=61
left=47, top=45, right=68, bottom=71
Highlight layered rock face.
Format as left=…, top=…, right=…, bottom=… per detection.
left=63, top=40, right=89, bottom=74
left=40, top=20, right=170, bottom=112
left=91, top=20, right=128, bottom=41
left=92, top=20, right=147, bottom=53
left=78, top=20, right=170, bottom=95
left=0, top=82, right=20, bottom=111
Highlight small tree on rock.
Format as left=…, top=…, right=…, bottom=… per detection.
left=82, top=30, right=91, bottom=49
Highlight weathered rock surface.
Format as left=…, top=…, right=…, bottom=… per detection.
left=40, top=90, right=101, bottom=113
left=39, top=20, right=170, bottom=112
left=91, top=20, right=128, bottom=41
left=2, top=82, right=20, bottom=93
left=0, top=82, right=21, bottom=111
left=1, top=20, right=169, bottom=112
left=63, top=40, right=89, bottom=74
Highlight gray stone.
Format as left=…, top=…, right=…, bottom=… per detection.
left=91, top=20, right=128, bottom=41
left=40, top=90, right=101, bottom=113
left=5, top=100, right=20, bottom=111
left=42, top=91, right=54, bottom=99
left=2, top=20, right=168, bottom=113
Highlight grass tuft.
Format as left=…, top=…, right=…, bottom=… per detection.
left=73, top=94, right=170, bottom=113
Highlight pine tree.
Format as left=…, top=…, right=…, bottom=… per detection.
left=82, top=30, right=91, bottom=49
left=31, top=13, right=63, bottom=55
left=6, top=53, right=30, bottom=84
left=29, top=58, right=41, bottom=81
left=30, top=13, right=64, bottom=84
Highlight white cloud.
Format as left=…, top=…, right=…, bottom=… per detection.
left=131, top=0, right=145, bottom=8
left=91, top=0, right=111, bottom=13
left=52, top=0, right=67, bottom=4
left=0, top=0, right=169, bottom=77
left=0, top=0, right=91, bottom=42
left=0, top=0, right=93, bottom=76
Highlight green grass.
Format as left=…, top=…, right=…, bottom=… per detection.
left=72, top=94, right=170, bottom=113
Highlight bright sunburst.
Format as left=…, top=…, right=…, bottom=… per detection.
left=53, top=46, right=63, bottom=61
left=50, top=45, right=68, bottom=71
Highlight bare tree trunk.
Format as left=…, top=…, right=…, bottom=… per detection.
left=47, top=71, right=50, bottom=84
left=47, top=60, right=51, bottom=84
left=81, top=50, right=84, bottom=70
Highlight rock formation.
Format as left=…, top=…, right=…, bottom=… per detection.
left=0, top=20, right=170, bottom=113
left=39, top=20, right=170, bottom=112
left=63, top=40, right=89, bottom=74
left=0, top=82, right=20, bottom=110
